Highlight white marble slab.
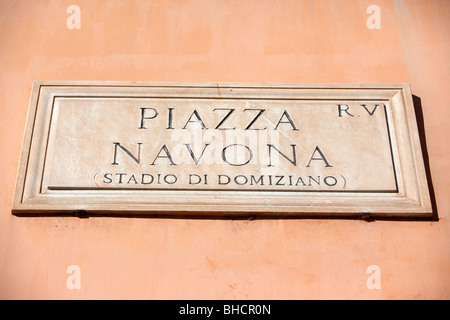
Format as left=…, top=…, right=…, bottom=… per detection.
left=12, top=81, right=432, bottom=218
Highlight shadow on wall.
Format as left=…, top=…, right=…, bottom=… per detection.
left=413, top=95, right=439, bottom=221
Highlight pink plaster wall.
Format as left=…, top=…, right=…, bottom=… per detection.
left=0, top=0, right=448, bottom=299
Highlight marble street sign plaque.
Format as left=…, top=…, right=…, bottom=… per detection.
left=12, top=81, right=432, bottom=218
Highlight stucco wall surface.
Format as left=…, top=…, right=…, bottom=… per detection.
left=0, top=0, right=448, bottom=299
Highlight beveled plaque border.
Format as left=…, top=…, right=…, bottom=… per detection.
left=12, top=81, right=433, bottom=219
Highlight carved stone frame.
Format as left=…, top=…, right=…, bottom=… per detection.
left=12, top=81, right=432, bottom=219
